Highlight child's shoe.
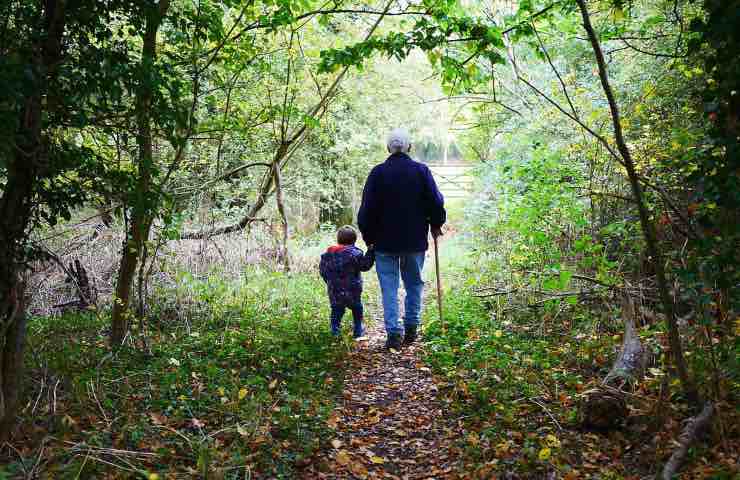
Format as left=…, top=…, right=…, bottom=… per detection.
left=352, top=320, right=364, bottom=339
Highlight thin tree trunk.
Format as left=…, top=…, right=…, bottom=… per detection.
left=575, top=0, right=699, bottom=406
left=273, top=158, right=290, bottom=271
left=110, top=0, right=169, bottom=345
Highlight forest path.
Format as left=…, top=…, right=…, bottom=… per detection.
left=301, top=286, right=465, bottom=479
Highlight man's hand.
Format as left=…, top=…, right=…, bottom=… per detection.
left=431, top=226, right=443, bottom=238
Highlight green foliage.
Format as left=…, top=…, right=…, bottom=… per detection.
left=22, top=268, right=346, bottom=478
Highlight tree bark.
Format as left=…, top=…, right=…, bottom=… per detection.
left=110, top=0, right=170, bottom=345
left=0, top=0, right=67, bottom=440
left=575, top=0, right=699, bottom=406
left=660, top=402, right=714, bottom=480
left=273, top=157, right=290, bottom=272
left=583, top=296, right=648, bottom=429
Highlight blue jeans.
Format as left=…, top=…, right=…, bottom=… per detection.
left=330, top=303, right=364, bottom=337
left=375, top=251, right=425, bottom=336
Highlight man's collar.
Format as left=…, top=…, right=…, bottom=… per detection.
left=387, top=152, right=411, bottom=162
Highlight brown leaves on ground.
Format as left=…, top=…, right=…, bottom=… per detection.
left=301, top=320, right=465, bottom=479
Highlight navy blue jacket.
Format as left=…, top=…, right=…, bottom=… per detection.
left=319, top=245, right=375, bottom=306
left=357, top=152, right=446, bottom=253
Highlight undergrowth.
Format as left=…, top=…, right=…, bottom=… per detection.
left=14, top=268, right=349, bottom=479
left=421, top=236, right=739, bottom=479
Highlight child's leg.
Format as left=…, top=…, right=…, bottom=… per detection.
left=330, top=304, right=345, bottom=336
left=350, top=303, right=364, bottom=338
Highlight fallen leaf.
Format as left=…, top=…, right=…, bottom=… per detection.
left=545, top=434, right=561, bottom=448
left=149, top=413, right=166, bottom=425
left=238, top=388, right=248, bottom=400
left=370, top=455, right=385, bottom=464
left=269, top=379, right=278, bottom=390
left=349, top=461, right=368, bottom=477
left=331, top=439, right=343, bottom=449
left=336, top=450, right=350, bottom=465
left=327, top=413, right=339, bottom=429
left=539, top=447, right=551, bottom=461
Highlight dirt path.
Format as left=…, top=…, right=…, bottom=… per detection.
left=302, top=294, right=465, bottom=479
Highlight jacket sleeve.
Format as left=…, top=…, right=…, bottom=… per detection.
left=319, top=255, right=330, bottom=282
left=354, top=247, right=375, bottom=272
left=357, top=168, right=379, bottom=245
left=421, top=165, right=446, bottom=228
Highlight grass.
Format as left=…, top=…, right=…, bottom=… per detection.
left=14, top=266, right=351, bottom=479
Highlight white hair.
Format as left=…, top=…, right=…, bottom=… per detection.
left=386, top=128, right=411, bottom=153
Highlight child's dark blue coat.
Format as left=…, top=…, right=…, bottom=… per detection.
left=319, top=245, right=375, bottom=306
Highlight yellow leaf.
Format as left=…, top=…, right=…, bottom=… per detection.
left=269, top=379, right=278, bottom=390
left=545, top=434, right=561, bottom=448
left=238, top=388, right=248, bottom=400
left=494, top=330, right=503, bottom=338
left=148, top=474, right=160, bottom=480
left=539, top=447, right=551, bottom=461
left=349, top=461, right=368, bottom=477
left=467, top=432, right=480, bottom=446
left=370, top=455, right=385, bottom=464
left=336, top=450, right=350, bottom=465
left=217, top=387, right=225, bottom=396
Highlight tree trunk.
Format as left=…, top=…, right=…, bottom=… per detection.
left=583, top=295, right=649, bottom=429
left=110, top=0, right=169, bottom=345
left=575, top=0, right=699, bottom=406
left=0, top=0, right=67, bottom=440
left=273, top=158, right=290, bottom=272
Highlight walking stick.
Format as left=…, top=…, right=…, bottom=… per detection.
left=433, top=235, right=444, bottom=332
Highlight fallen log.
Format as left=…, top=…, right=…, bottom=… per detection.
left=582, top=295, right=649, bottom=429
left=660, top=402, right=714, bottom=480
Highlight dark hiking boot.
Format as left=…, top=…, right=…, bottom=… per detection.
left=385, top=333, right=402, bottom=351
left=403, top=325, right=418, bottom=346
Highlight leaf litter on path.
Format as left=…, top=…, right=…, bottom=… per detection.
left=301, top=305, right=466, bottom=479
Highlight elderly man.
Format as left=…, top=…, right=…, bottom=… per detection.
left=358, top=128, right=446, bottom=350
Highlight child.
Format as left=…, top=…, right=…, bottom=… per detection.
left=319, top=225, right=375, bottom=338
